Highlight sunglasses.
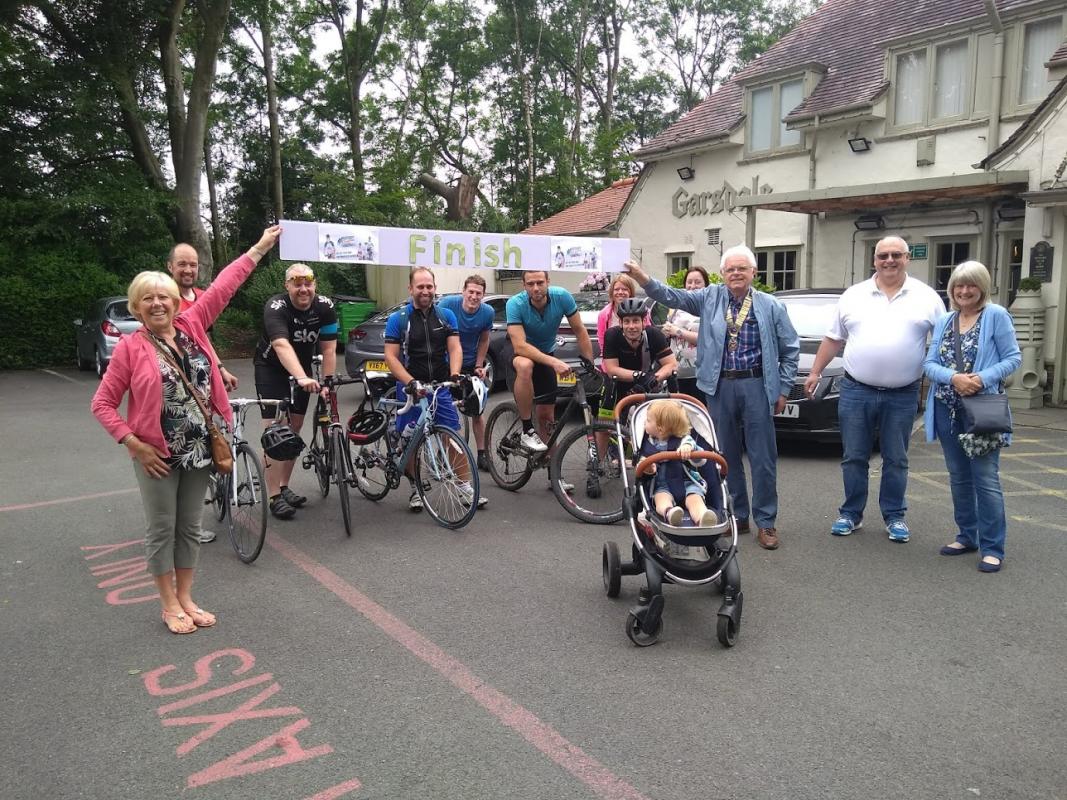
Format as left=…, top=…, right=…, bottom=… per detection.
left=875, top=251, right=908, bottom=261
left=287, top=275, right=315, bottom=286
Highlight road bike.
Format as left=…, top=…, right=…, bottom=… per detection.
left=483, top=363, right=636, bottom=525
left=298, top=355, right=362, bottom=538
left=348, top=370, right=480, bottom=530
left=205, top=397, right=285, bottom=563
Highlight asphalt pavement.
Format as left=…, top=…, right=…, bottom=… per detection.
left=2, top=360, right=1066, bottom=800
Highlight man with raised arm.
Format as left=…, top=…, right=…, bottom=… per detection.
left=253, top=263, right=338, bottom=520
left=505, top=270, right=595, bottom=462
left=383, top=267, right=486, bottom=511
left=624, top=246, right=799, bottom=550
left=803, top=235, right=945, bottom=544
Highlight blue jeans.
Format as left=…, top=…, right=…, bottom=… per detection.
left=933, top=400, right=1007, bottom=559
left=837, top=377, right=919, bottom=525
left=706, top=377, right=778, bottom=527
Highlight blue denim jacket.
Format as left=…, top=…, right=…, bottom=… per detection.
left=922, top=303, right=1021, bottom=443
left=643, top=280, right=800, bottom=411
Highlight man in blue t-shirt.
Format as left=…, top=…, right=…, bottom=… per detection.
left=438, top=275, right=494, bottom=471
left=383, top=267, right=486, bottom=511
left=505, top=270, right=594, bottom=454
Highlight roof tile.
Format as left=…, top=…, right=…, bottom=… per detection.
left=521, top=177, right=637, bottom=236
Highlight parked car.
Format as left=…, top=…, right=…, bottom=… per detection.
left=74, top=296, right=142, bottom=377
left=772, top=288, right=847, bottom=441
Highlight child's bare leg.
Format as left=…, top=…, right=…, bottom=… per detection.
left=685, top=493, right=708, bottom=519
left=654, top=491, right=674, bottom=519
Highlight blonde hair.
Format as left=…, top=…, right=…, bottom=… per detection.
left=286, top=263, right=315, bottom=281
left=127, top=271, right=180, bottom=319
left=647, top=399, right=691, bottom=438
left=947, top=260, right=991, bottom=311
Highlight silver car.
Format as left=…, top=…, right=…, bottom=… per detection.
left=74, top=296, right=142, bottom=377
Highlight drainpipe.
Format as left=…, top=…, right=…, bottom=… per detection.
left=806, top=126, right=819, bottom=288
left=984, top=0, right=1005, bottom=154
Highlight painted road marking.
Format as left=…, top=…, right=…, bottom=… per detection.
left=1, top=487, right=139, bottom=513
left=268, top=533, right=652, bottom=800
left=38, top=368, right=80, bottom=384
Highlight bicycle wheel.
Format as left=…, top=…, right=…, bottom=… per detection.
left=226, top=443, right=268, bottom=563
left=484, top=401, right=534, bottom=491
left=207, top=466, right=227, bottom=522
left=414, top=426, right=478, bottom=529
left=549, top=421, right=631, bottom=525
left=331, top=429, right=353, bottom=537
left=310, top=425, right=330, bottom=497
left=352, top=434, right=391, bottom=501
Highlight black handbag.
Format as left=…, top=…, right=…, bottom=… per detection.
left=952, top=314, right=1012, bottom=435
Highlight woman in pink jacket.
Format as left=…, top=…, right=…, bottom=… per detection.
left=92, top=226, right=281, bottom=634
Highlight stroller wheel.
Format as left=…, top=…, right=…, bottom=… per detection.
left=626, top=610, right=663, bottom=647
left=717, top=615, right=739, bottom=648
left=602, top=542, right=621, bottom=598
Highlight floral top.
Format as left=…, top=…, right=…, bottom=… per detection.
left=934, top=312, right=1008, bottom=457
left=151, top=331, right=212, bottom=469
left=666, top=308, right=700, bottom=371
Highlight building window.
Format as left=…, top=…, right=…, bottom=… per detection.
left=747, top=77, right=805, bottom=155
left=892, top=37, right=970, bottom=128
left=756, top=248, right=798, bottom=290
left=1020, top=16, right=1061, bottom=104
left=668, top=254, right=691, bottom=274
left=934, top=240, right=971, bottom=304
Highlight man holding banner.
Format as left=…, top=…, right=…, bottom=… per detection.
left=506, top=271, right=595, bottom=458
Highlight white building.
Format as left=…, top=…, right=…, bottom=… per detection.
left=616, top=0, right=1067, bottom=405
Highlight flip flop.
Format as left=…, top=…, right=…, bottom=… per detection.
left=162, top=609, right=196, bottom=634
left=182, top=607, right=217, bottom=627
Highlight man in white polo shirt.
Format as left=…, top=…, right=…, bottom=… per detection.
left=803, top=235, right=945, bottom=543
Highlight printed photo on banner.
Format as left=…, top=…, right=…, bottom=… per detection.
left=319, top=226, right=380, bottom=263
left=550, top=236, right=602, bottom=272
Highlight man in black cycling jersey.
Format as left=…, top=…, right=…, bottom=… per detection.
left=600, top=297, right=678, bottom=400
left=254, top=263, right=338, bottom=519
left=383, top=267, right=486, bottom=511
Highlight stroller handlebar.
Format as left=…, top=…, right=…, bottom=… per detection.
left=634, top=449, right=729, bottom=479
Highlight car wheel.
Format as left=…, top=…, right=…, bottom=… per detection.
left=94, top=348, right=107, bottom=378
left=484, top=353, right=498, bottom=391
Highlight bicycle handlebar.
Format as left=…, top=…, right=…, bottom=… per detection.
left=396, top=380, right=461, bottom=415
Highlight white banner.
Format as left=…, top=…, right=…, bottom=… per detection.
left=279, top=220, right=631, bottom=272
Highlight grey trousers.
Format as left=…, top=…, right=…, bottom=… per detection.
left=132, top=463, right=211, bottom=575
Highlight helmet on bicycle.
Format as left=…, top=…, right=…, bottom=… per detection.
left=458, top=376, right=489, bottom=417
left=261, top=422, right=306, bottom=461
left=347, top=410, right=388, bottom=444
left=615, top=297, right=648, bottom=319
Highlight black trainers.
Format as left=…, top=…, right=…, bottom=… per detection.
left=269, top=495, right=297, bottom=520
left=279, top=486, right=307, bottom=508
left=477, top=451, right=490, bottom=472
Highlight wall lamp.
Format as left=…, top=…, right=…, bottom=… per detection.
left=848, top=137, right=872, bottom=153
left=677, top=166, right=695, bottom=181
left=996, top=204, right=1026, bottom=221
left=854, top=214, right=885, bottom=231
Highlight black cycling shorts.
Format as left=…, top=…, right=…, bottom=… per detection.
left=255, top=363, right=310, bottom=418
left=530, top=361, right=558, bottom=405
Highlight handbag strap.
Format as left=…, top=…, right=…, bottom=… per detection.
left=141, top=330, right=217, bottom=426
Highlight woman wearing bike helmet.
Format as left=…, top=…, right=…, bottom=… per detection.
left=91, top=226, right=281, bottom=635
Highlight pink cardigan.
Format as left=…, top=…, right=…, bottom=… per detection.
left=91, top=254, right=256, bottom=457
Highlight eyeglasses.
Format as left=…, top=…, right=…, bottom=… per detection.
left=287, top=275, right=315, bottom=286
left=722, top=266, right=753, bottom=275
left=874, top=251, right=908, bottom=261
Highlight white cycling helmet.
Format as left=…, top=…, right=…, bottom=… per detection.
left=459, top=375, right=489, bottom=417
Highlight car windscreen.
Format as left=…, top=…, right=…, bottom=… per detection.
left=780, top=296, right=839, bottom=339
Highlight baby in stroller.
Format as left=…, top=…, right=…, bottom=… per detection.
left=642, top=399, right=721, bottom=529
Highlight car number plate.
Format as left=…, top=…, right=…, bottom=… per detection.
left=775, top=402, right=800, bottom=419
left=557, top=373, right=577, bottom=386
left=364, top=360, right=391, bottom=373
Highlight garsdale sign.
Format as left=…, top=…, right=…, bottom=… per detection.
left=672, top=179, right=773, bottom=218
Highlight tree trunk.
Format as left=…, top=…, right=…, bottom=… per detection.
left=418, top=173, right=479, bottom=222
left=261, top=0, right=284, bottom=220
left=204, top=137, right=225, bottom=275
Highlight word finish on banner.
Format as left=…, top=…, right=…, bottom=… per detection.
left=278, top=219, right=631, bottom=272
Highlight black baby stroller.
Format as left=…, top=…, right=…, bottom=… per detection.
left=601, top=392, right=742, bottom=648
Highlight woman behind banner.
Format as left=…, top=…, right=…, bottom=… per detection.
left=91, top=226, right=281, bottom=633
left=922, top=261, right=1020, bottom=573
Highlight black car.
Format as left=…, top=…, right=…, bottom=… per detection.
left=772, top=288, right=847, bottom=441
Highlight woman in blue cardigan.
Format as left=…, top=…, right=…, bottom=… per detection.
left=923, top=261, right=1021, bottom=573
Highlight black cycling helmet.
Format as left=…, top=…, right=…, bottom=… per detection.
left=616, top=297, right=648, bottom=319
left=261, top=422, right=305, bottom=461
left=347, top=410, right=388, bottom=445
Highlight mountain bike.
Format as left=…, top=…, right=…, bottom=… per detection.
left=348, top=372, right=480, bottom=530
left=483, top=363, right=635, bottom=525
left=297, top=355, right=362, bottom=538
left=205, top=397, right=285, bottom=563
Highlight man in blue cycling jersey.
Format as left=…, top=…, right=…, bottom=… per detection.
left=383, top=267, right=486, bottom=511
left=438, top=274, right=494, bottom=471
left=505, top=270, right=594, bottom=454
